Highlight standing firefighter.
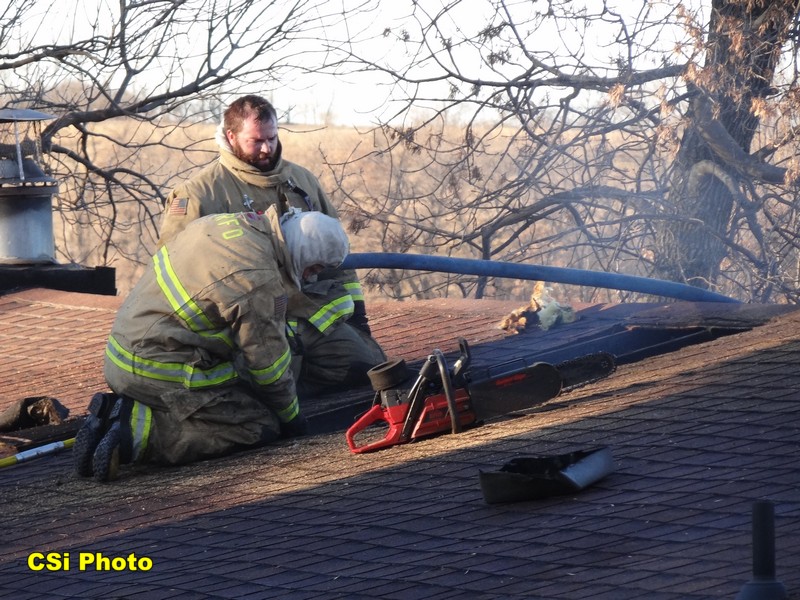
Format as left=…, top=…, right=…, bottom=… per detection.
left=74, top=208, right=349, bottom=482
left=159, top=94, right=385, bottom=395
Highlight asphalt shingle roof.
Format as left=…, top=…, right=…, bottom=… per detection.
left=1, top=287, right=799, bottom=600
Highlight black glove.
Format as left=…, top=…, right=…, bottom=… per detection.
left=348, top=299, right=372, bottom=335
left=280, top=413, right=309, bottom=438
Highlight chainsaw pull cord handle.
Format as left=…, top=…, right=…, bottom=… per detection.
left=451, top=337, right=471, bottom=388
left=433, top=349, right=462, bottom=434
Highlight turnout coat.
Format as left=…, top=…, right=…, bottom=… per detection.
left=105, top=208, right=301, bottom=427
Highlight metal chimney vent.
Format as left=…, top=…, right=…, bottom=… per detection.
left=0, top=108, right=59, bottom=264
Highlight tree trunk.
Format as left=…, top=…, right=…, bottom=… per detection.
left=654, top=0, right=799, bottom=288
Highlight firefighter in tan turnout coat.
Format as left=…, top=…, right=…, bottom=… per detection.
left=73, top=207, right=350, bottom=481
left=159, top=94, right=385, bottom=397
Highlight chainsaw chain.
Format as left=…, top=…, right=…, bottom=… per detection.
left=556, top=352, right=616, bottom=391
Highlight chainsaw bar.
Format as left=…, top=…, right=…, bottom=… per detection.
left=468, top=352, right=616, bottom=421
left=469, top=362, right=563, bottom=421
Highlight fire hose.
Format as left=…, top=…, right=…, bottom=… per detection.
left=340, top=253, right=740, bottom=304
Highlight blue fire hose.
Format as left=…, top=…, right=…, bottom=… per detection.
left=340, top=252, right=740, bottom=304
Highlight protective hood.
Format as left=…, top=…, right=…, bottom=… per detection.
left=280, top=207, right=349, bottom=284
left=215, top=121, right=229, bottom=151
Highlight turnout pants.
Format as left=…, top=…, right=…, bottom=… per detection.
left=104, top=363, right=281, bottom=466
left=291, top=320, right=387, bottom=397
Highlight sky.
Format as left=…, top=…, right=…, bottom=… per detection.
left=14, top=0, right=707, bottom=127
left=270, top=0, right=703, bottom=126
left=18, top=0, right=410, bottom=126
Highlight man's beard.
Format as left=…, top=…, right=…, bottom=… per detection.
left=230, top=141, right=278, bottom=172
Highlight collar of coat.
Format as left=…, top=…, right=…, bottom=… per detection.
left=218, top=140, right=290, bottom=188
left=238, top=205, right=301, bottom=289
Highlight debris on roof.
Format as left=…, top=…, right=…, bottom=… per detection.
left=499, top=281, right=577, bottom=333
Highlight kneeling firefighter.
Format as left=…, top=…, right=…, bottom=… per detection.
left=74, top=207, right=360, bottom=482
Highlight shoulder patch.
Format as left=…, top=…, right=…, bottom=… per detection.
left=168, top=198, right=189, bottom=216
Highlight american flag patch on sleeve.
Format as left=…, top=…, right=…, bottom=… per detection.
left=168, top=198, right=189, bottom=216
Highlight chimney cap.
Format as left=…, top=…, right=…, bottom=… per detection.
left=0, top=109, right=56, bottom=123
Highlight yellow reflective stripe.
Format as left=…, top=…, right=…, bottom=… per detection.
left=276, top=395, right=300, bottom=423
left=154, top=247, right=212, bottom=329
left=344, top=281, right=364, bottom=302
left=250, top=347, right=292, bottom=386
left=106, top=336, right=237, bottom=388
left=308, top=295, right=354, bottom=332
left=130, top=401, right=152, bottom=462
left=153, top=247, right=233, bottom=347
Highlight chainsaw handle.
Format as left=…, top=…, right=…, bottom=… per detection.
left=345, top=404, right=406, bottom=454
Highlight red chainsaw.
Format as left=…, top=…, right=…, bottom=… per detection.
left=345, top=338, right=615, bottom=454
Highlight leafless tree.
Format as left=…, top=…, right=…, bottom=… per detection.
left=0, top=0, right=362, bottom=288
left=325, top=0, right=800, bottom=302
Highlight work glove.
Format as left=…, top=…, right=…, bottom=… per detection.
left=280, top=413, right=309, bottom=439
left=348, top=299, right=372, bottom=335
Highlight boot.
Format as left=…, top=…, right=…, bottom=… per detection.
left=72, top=393, right=121, bottom=478
left=91, top=398, right=135, bottom=483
